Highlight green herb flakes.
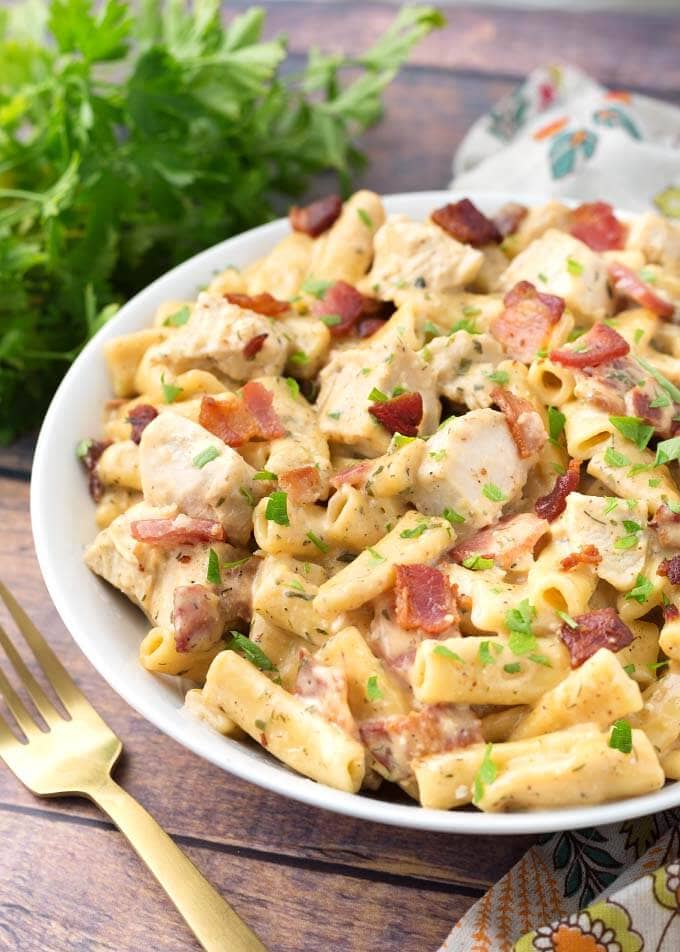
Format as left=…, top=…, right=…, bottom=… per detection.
left=608, top=718, right=633, bottom=754
left=163, top=305, right=190, bottom=327
left=265, top=491, right=289, bottom=525
left=366, top=675, right=383, bottom=701
left=193, top=445, right=220, bottom=468
left=206, top=548, right=221, bottom=586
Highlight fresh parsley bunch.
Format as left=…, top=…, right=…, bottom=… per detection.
left=0, top=0, right=443, bottom=443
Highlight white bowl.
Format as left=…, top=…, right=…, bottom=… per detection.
left=31, top=190, right=678, bottom=834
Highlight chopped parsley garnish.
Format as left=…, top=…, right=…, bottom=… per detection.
left=357, top=208, right=373, bottom=228
left=222, top=556, right=251, bottom=571
left=265, top=491, right=289, bottom=525
left=655, top=436, right=680, bottom=467
left=633, top=328, right=645, bottom=345
left=478, top=641, right=503, bottom=666
left=327, top=411, right=341, bottom=420
left=433, top=645, right=464, bottom=662
left=614, top=534, right=639, bottom=550
left=255, top=719, right=267, bottom=732
left=423, top=320, right=443, bottom=340
left=556, top=609, right=578, bottom=629
left=604, top=446, right=629, bottom=468
left=306, top=531, right=329, bottom=553
left=285, top=377, right=300, bottom=399
left=537, top=272, right=548, bottom=284
left=548, top=406, right=566, bottom=444
left=482, top=483, right=506, bottom=503
left=450, top=316, right=479, bottom=335
left=400, top=523, right=428, bottom=539
left=529, top=654, right=552, bottom=667
left=623, top=664, right=636, bottom=676
left=567, top=326, right=586, bottom=342
left=604, top=497, right=618, bottom=515
left=566, top=256, right=583, bottom=276
left=505, top=600, right=537, bottom=656
left=665, top=498, right=680, bottom=514
left=443, top=507, right=465, bottom=525
left=462, top=555, right=494, bottom=571
left=369, top=387, right=388, bottom=403
left=254, top=470, right=277, bottom=481
left=367, top=547, right=386, bottom=563
left=193, top=445, right=220, bottom=468
left=648, top=660, right=670, bottom=673
left=650, top=392, right=671, bottom=409
left=289, top=350, right=309, bottom=365
left=625, top=574, right=653, bottom=604
left=608, top=718, right=633, bottom=754
left=472, top=743, right=497, bottom=804
left=239, top=485, right=255, bottom=507
left=635, top=356, right=680, bottom=403
left=320, top=313, right=342, bottom=327
left=393, top=434, right=416, bottom=448
left=161, top=372, right=183, bottom=404
left=503, top=662, right=521, bottom=674
left=486, top=369, right=510, bottom=385
left=206, top=548, right=221, bottom=586
left=392, top=386, right=407, bottom=397
left=302, top=278, right=333, bottom=299
left=429, top=449, right=447, bottom=461
left=609, top=415, right=654, bottom=450
left=76, top=438, right=93, bottom=459
left=163, top=305, right=190, bottom=327
left=623, top=519, right=642, bottom=533
left=366, top=675, right=383, bottom=701
left=227, top=632, right=278, bottom=674
left=649, top=478, right=662, bottom=488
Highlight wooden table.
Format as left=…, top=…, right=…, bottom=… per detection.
left=1, top=4, right=678, bottom=949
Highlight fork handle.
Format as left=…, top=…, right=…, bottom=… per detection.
left=88, top=776, right=267, bottom=952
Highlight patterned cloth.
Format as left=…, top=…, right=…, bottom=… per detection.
left=450, top=64, right=680, bottom=215
left=441, top=66, right=680, bottom=952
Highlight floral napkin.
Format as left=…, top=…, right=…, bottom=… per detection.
left=441, top=66, right=680, bottom=951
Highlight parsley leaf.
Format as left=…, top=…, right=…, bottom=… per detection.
left=161, top=372, right=183, bottom=404
left=193, top=445, right=220, bottom=468
left=163, top=305, right=190, bottom=327
left=306, top=531, right=328, bottom=553
left=608, top=718, right=633, bottom=754
left=227, top=631, right=278, bottom=674
left=206, top=548, right=221, bottom=586
left=505, top=599, right=537, bottom=655
left=462, top=555, right=494, bottom=571
left=609, top=415, right=654, bottom=450
left=472, top=743, right=497, bottom=804
left=655, top=436, right=680, bottom=467
left=482, top=482, right=506, bottom=503
left=604, top=446, right=630, bottom=468
left=265, top=491, right=289, bottom=526
left=443, top=507, right=465, bottom=525
left=433, top=644, right=463, bottom=662
left=366, top=675, right=383, bottom=701
left=548, top=406, right=566, bottom=444
left=625, top=574, right=653, bottom=604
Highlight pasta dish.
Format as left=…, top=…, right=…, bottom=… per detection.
left=79, top=192, right=680, bottom=812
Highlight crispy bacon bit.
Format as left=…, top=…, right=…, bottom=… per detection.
left=359, top=705, right=481, bottom=782
left=79, top=438, right=112, bottom=503
left=222, top=557, right=259, bottom=623
left=127, top=404, right=158, bottom=445
left=278, top=465, right=322, bottom=504
left=658, top=556, right=680, bottom=585
left=314, top=280, right=365, bottom=337
left=357, top=317, right=388, bottom=338
left=449, top=513, right=549, bottom=571
left=608, top=262, right=674, bottom=319
left=491, top=387, right=547, bottom=459
left=559, top=607, right=634, bottom=668
left=535, top=458, right=581, bottom=522
left=493, top=202, right=528, bottom=238
left=131, top=516, right=225, bottom=547
left=242, top=333, right=268, bottom=360
left=224, top=292, right=289, bottom=317
left=560, top=545, right=602, bottom=571
left=652, top=505, right=680, bottom=550
left=551, top=322, right=630, bottom=368
left=289, top=194, right=342, bottom=237
left=368, top=392, right=423, bottom=437
left=665, top=604, right=680, bottom=622
left=173, top=584, right=224, bottom=653
left=199, top=395, right=260, bottom=447
left=394, top=564, right=453, bottom=635
left=241, top=381, right=286, bottom=440
left=490, top=281, right=565, bottom=363
left=569, top=201, right=626, bottom=251
left=431, top=198, right=501, bottom=246
left=329, top=460, right=372, bottom=489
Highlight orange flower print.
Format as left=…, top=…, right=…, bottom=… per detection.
left=532, top=913, right=622, bottom=951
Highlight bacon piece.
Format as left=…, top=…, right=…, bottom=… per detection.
left=295, top=655, right=357, bottom=737
left=241, top=381, right=286, bottom=440
left=242, top=333, right=268, bottom=360
left=652, top=505, right=680, bottom=549
left=289, top=194, right=342, bottom=237
left=127, top=404, right=158, bottom=445
left=313, top=280, right=365, bottom=337
left=490, top=281, right=565, bottom=363
left=431, top=198, right=501, bottom=247
left=608, top=262, right=674, bottom=319
left=222, top=557, right=259, bottom=623
left=658, top=556, right=680, bottom=585
left=665, top=604, right=680, bottom=622
left=329, top=460, right=372, bottom=490
left=368, top=392, right=423, bottom=437
left=569, top=201, right=626, bottom=252
left=199, top=395, right=260, bottom=447
left=278, top=465, right=322, bottom=504
left=534, top=458, right=581, bottom=522
left=493, top=202, right=528, bottom=238
left=223, top=292, right=289, bottom=317
left=559, top=607, right=634, bottom=668
left=173, top=584, right=224, bottom=653
left=78, top=438, right=112, bottom=503
left=131, top=516, right=225, bottom=547
left=449, top=513, right=549, bottom=571
left=491, top=387, right=547, bottom=459
left=394, top=564, right=453, bottom=635
left=359, top=705, right=481, bottom=782
left=560, top=545, right=602, bottom=571
left=551, top=322, right=630, bottom=369
left=357, top=317, right=387, bottom=338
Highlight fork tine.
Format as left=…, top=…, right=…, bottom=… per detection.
left=0, top=708, right=20, bottom=750
left=0, top=621, right=63, bottom=726
left=0, top=581, right=90, bottom=717
left=0, top=664, right=40, bottom=739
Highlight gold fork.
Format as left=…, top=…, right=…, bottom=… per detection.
left=0, top=581, right=267, bottom=952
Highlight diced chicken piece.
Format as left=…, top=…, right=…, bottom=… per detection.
left=362, top=215, right=483, bottom=301
left=426, top=331, right=505, bottom=409
left=408, top=409, right=532, bottom=531
left=154, top=292, right=290, bottom=383
left=563, top=493, right=648, bottom=591
left=449, top=512, right=549, bottom=573
left=510, top=201, right=571, bottom=253
left=471, top=244, right=510, bottom=293
left=139, top=413, right=264, bottom=545
left=500, top=229, right=611, bottom=320
left=316, top=338, right=440, bottom=457
left=626, top=212, right=680, bottom=271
